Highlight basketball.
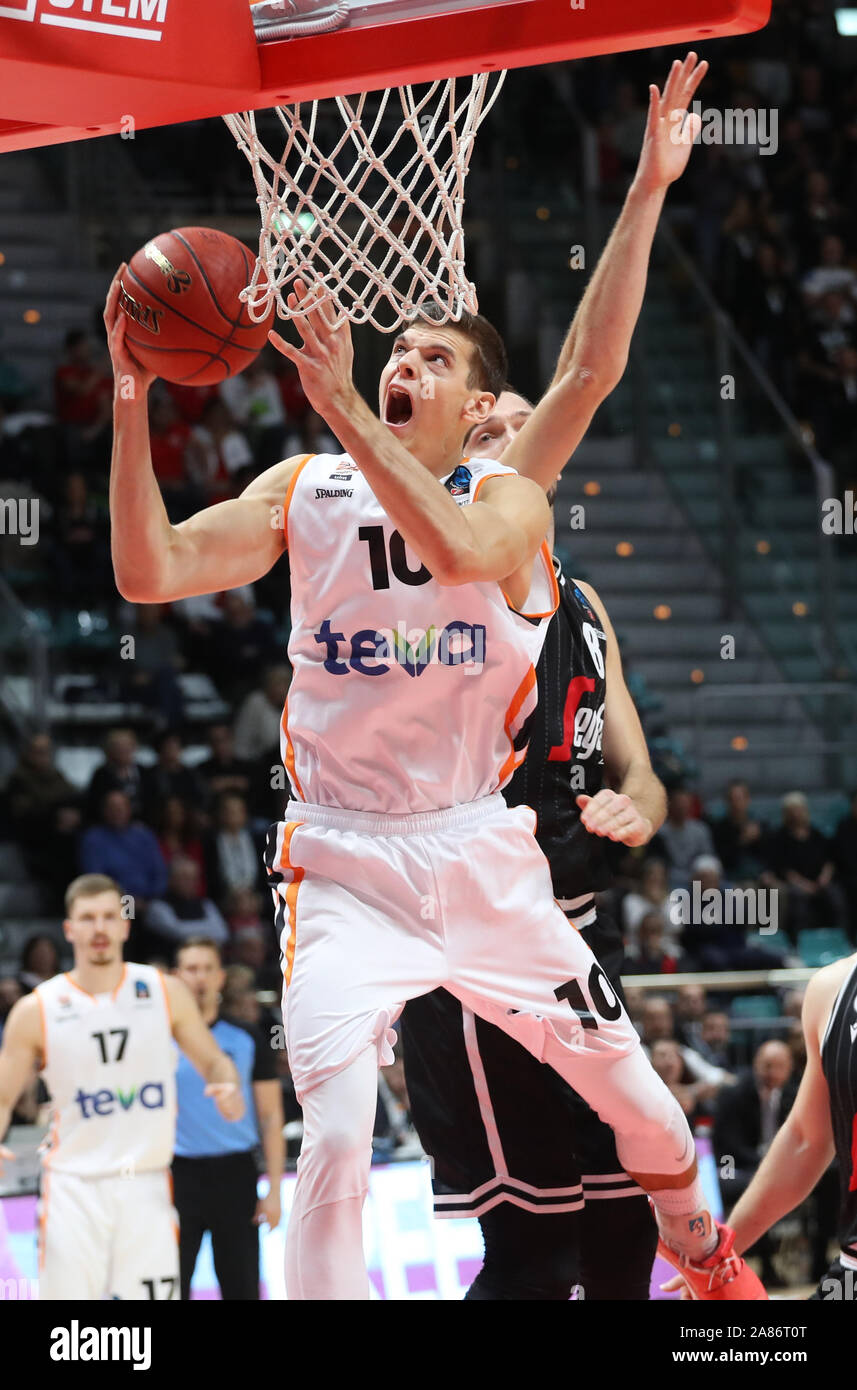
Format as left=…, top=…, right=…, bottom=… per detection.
left=118, top=226, right=274, bottom=386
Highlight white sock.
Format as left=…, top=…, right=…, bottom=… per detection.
left=650, top=1176, right=719, bottom=1261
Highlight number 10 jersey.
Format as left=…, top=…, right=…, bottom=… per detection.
left=281, top=452, right=559, bottom=815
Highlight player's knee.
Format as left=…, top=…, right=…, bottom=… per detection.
left=302, top=1121, right=370, bottom=1172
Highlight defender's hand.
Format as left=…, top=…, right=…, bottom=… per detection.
left=103, top=264, right=157, bottom=395
left=576, top=789, right=652, bottom=847
left=634, top=52, right=708, bottom=194
left=268, top=277, right=355, bottom=416
left=205, top=1082, right=245, bottom=1123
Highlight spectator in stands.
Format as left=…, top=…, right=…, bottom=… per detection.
left=0, top=977, right=23, bottom=1045
left=85, top=728, right=144, bottom=821
left=833, top=790, right=857, bottom=942
left=142, top=732, right=204, bottom=824
left=736, top=241, right=802, bottom=392
left=651, top=787, right=716, bottom=887
left=641, top=996, right=734, bottom=1093
left=622, top=911, right=689, bottom=975
left=122, top=604, right=185, bottom=731
left=219, top=350, right=286, bottom=469
left=710, top=779, right=768, bottom=881
left=697, top=1011, right=738, bottom=1072
left=673, top=982, right=708, bottom=1052
left=621, top=856, right=676, bottom=953
left=204, top=794, right=264, bottom=905
left=53, top=329, right=112, bottom=470
left=211, top=593, right=279, bottom=706
left=51, top=471, right=111, bottom=606
left=188, top=396, right=254, bottom=504
left=682, top=856, right=787, bottom=972
left=156, top=796, right=207, bottom=893
left=198, top=724, right=253, bottom=809
left=762, top=791, right=846, bottom=940
left=221, top=963, right=261, bottom=1027
left=279, top=407, right=340, bottom=460
left=5, top=732, right=81, bottom=896
left=800, top=232, right=857, bottom=309
left=224, top=887, right=266, bottom=933
left=231, top=927, right=281, bottom=994
left=18, top=934, right=60, bottom=993
left=649, top=1039, right=718, bottom=1126
left=79, top=789, right=168, bottom=912
left=233, top=664, right=291, bottom=763
left=713, top=1039, right=797, bottom=1285
left=146, top=856, right=228, bottom=949
left=148, top=393, right=199, bottom=522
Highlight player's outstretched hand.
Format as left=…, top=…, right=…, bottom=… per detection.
left=268, top=277, right=355, bottom=417
left=0, top=1145, right=14, bottom=1179
left=205, top=1082, right=245, bottom=1123
left=635, top=51, right=708, bottom=194
left=254, top=1189, right=282, bottom=1231
left=576, top=789, right=652, bottom=847
left=103, top=264, right=157, bottom=396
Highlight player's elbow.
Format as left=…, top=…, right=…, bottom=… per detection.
left=559, top=361, right=617, bottom=400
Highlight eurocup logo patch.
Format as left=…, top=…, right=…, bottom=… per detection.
left=134, top=979, right=150, bottom=999
left=0, top=0, right=169, bottom=42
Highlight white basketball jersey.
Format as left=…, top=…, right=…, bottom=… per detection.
left=36, top=964, right=177, bottom=1178
left=281, top=452, right=558, bottom=814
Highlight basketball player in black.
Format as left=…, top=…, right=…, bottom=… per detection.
left=663, top=950, right=857, bottom=1300
left=400, top=387, right=667, bottom=1299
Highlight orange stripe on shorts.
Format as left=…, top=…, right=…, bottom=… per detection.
left=279, top=822, right=305, bottom=987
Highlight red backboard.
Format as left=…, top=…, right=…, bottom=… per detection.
left=0, top=0, right=770, bottom=153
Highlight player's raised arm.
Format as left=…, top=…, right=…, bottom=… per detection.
left=501, top=52, right=707, bottom=493
left=0, top=995, right=44, bottom=1175
left=726, top=966, right=839, bottom=1254
left=104, top=268, right=303, bottom=603
left=574, top=582, right=667, bottom=846
left=163, top=974, right=245, bottom=1122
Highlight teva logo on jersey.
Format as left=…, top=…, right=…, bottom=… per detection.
left=75, top=1082, right=164, bottom=1117
left=314, top=619, right=486, bottom=677
left=0, top=0, right=168, bottom=43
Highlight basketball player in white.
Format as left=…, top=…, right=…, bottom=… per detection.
left=0, top=873, right=244, bottom=1300
left=100, top=53, right=762, bottom=1302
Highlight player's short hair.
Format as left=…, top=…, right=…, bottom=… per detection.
left=174, top=936, right=223, bottom=966
left=64, top=874, right=121, bottom=914
left=411, top=302, right=508, bottom=397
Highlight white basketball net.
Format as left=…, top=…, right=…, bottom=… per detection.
left=223, top=73, right=505, bottom=333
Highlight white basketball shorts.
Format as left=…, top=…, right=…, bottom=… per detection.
left=38, top=1167, right=179, bottom=1300
left=267, top=793, right=642, bottom=1100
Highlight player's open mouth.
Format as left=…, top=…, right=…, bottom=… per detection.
left=384, top=383, right=414, bottom=427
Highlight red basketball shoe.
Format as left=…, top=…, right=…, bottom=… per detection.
left=657, top=1221, right=768, bottom=1300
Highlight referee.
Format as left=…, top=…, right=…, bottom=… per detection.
left=171, top=936, right=284, bottom=1300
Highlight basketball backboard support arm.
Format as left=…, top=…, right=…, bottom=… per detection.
left=0, top=0, right=770, bottom=154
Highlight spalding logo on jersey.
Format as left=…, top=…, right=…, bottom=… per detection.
left=314, top=618, right=486, bottom=677
left=74, top=1083, right=165, bottom=1118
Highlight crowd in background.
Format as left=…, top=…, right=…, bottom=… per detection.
left=1, top=0, right=855, bottom=1282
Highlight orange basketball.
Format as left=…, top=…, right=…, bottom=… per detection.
left=118, top=226, right=274, bottom=386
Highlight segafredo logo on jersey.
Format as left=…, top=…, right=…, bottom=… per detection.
left=0, top=0, right=168, bottom=41
left=314, top=619, right=486, bottom=677
left=74, top=1082, right=165, bottom=1118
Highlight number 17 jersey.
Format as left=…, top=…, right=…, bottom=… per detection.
left=36, top=964, right=177, bottom=1178
left=281, top=453, right=559, bottom=815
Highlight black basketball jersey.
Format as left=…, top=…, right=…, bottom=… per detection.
left=821, top=956, right=857, bottom=1260
left=503, top=560, right=612, bottom=900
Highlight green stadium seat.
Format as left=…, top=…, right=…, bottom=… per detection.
left=730, top=995, right=781, bottom=1021
left=797, top=929, right=852, bottom=968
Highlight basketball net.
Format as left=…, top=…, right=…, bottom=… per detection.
left=223, top=71, right=505, bottom=332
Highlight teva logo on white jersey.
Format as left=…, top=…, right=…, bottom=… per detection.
left=50, top=1322, right=151, bottom=1371
left=0, top=0, right=168, bottom=43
